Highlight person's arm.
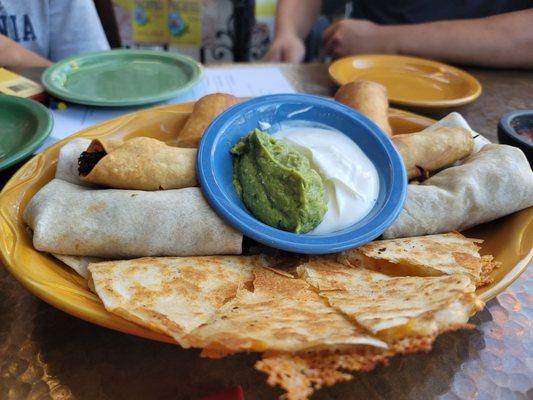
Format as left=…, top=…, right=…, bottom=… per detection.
left=323, top=9, right=533, bottom=68
left=0, top=34, right=51, bottom=67
left=263, top=0, right=322, bottom=63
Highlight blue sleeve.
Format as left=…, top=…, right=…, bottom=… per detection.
left=48, top=0, right=110, bottom=61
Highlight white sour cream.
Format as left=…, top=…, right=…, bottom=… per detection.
left=273, top=125, right=379, bottom=234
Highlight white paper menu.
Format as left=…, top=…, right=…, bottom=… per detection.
left=36, top=66, right=297, bottom=152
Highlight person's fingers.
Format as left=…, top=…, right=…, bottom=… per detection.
left=323, top=23, right=344, bottom=55
left=263, top=44, right=282, bottom=62
left=330, top=46, right=345, bottom=59
left=284, top=44, right=304, bottom=63
left=322, top=20, right=339, bottom=44
left=323, top=31, right=340, bottom=56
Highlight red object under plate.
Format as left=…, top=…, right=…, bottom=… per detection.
left=197, top=386, right=245, bottom=400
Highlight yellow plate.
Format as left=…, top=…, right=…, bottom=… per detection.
left=0, top=103, right=530, bottom=344
left=329, top=54, right=482, bottom=108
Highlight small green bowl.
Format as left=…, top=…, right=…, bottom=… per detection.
left=0, top=95, right=53, bottom=171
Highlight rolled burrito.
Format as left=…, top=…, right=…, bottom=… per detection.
left=78, top=137, right=197, bottom=190
left=383, top=144, right=533, bottom=238
left=392, top=126, right=474, bottom=180
left=23, top=179, right=243, bottom=258
left=334, top=80, right=392, bottom=136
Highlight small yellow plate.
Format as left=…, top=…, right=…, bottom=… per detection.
left=329, top=54, right=482, bottom=108
left=0, top=103, right=530, bottom=343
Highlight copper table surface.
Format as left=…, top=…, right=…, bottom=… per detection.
left=1, top=64, right=532, bottom=400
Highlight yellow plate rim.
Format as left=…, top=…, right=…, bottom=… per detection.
left=328, top=54, right=483, bottom=108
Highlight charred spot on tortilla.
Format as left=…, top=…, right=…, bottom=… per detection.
left=78, top=150, right=106, bottom=176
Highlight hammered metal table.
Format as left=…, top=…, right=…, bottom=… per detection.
left=1, top=64, right=532, bottom=400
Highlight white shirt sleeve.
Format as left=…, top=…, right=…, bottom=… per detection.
left=48, top=0, right=110, bottom=61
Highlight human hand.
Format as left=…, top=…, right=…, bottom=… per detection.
left=263, top=33, right=306, bottom=63
left=323, top=19, right=393, bottom=58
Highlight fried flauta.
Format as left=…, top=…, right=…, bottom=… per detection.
left=177, top=93, right=240, bottom=147
left=78, top=137, right=197, bottom=190
left=392, top=126, right=474, bottom=180
left=334, top=80, right=392, bottom=136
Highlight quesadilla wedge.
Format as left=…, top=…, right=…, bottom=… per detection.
left=89, top=256, right=265, bottom=343
left=338, top=232, right=498, bottom=286
left=183, top=268, right=386, bottom=357
left=299, top=259, right=483, bottom=339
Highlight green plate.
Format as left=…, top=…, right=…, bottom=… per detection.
left=0, top=95, right=53, bottom=171
left=41, top=49, right=203, bottom=107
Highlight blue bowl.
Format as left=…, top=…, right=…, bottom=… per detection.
left=197, top=94, right=407, bottom=254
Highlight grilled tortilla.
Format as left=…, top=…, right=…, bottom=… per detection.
left=299, top=258, right=483, bottom=338
left=24, top=180, right=243, bottom=259
left=338, top=232, right=498, bottom=286
left=183, top=268, right=386, bottom=357
left=89, top=256, right=263, bottom=342
left=87, top=238, right=490, bottom=400
left=383, top=144, right=533, bottom=238
left=259, top=256, right=484, bottom=400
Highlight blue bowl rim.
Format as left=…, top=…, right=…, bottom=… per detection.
left=197, top=93, right=407, bottom=254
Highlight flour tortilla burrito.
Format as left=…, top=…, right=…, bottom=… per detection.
left=334, top=80, right=392, bottom=136
left=78, top=137, right=197, bottom=190
left=392, top=126, right=474, bottom=180
left=176, top=93, right=240, bottom=148
left=384, top=144, right=533, bottom=238
left=23, top=179, right=243, bottom=258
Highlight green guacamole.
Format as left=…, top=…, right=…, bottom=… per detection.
left=231, top=129, right=327, bottom=234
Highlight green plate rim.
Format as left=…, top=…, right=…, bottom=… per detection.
left=0, top=95, right=53, bottom=171
left=41, top=49, right=204, bottom=107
